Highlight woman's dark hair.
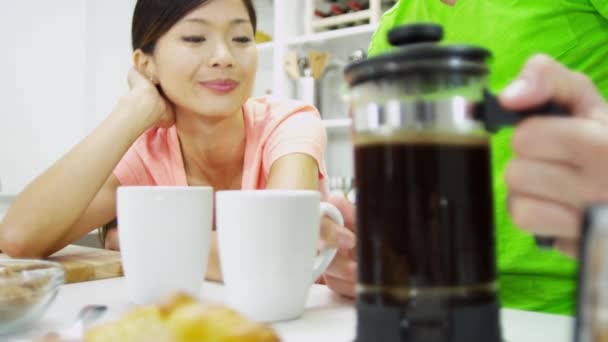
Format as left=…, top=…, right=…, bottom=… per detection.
left=132, top=0, right=257, bottom=54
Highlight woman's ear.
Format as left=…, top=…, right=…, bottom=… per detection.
left=133, top=49, right=159, bottom=84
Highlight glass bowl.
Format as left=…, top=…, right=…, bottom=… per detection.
left=0, top=259, right=65, bottom=335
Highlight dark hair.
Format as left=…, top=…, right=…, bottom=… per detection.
left=132, top=0, right=257, bottom=54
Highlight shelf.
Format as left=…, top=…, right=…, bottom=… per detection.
left=322, top=118, right=352, bottom=130
left=256, top=42, right=274, bottom=52
left=312, top=9, right=372, bottom=30
left=287, top=24, right=378, bottom=46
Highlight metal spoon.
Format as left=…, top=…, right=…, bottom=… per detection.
left=44, top=304, right=107, bottom=339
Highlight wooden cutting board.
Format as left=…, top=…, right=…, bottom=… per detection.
left=0, top=245, right=123, bottom=284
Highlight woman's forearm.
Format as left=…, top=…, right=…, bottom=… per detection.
left=0, top=98, right=150, bottom=257
left=205, top=231, right=223, bottom=282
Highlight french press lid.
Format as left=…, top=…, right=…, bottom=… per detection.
left=344, top=24, right=491, bottom=87
left=343, top=23, right=565, bottom=134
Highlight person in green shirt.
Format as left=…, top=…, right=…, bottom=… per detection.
left=367, top=0, right=608, bottom=315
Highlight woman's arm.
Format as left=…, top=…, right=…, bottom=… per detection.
left=266, top=153, right=357, bottom=298
left=205, top=231, right=223, bottom=282
left=0, top=68, right=172, bottom=258
left=0, top=100, right=148, bottom=258
left=265, top=153, right=319, bottom=190
left=192, top=153, right=318, bottom=283
left=208, top=154, right=317, bottom=282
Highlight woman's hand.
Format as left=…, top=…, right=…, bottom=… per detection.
left=103, top=227, right=120, bottom=251
left=320, top=194, right=357, bottom=298
left=124, top=67, right=175, bottom=128
left=501, top=54, right=608, bottom=258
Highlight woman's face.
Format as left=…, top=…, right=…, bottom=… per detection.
left=151, top=0, right=257, bottom=118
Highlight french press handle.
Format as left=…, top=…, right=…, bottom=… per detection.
left=474, top=89, right=568, bottom=133
left=474, top=89, right=569, bottom=249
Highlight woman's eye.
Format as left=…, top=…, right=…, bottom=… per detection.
left=182, top=36, right=206, bottom=43
left=233, top=36, right=252, bottom=44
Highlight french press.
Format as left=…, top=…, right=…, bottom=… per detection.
left=343, top=24, right=563, bottom=342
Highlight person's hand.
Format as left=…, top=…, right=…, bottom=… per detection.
left=104, top=227, right=120, bottom=251
left=124, top=67, right=175, bottom=128
left=500, top=54, right=608, bottom=258
left=319, top=194, right=357, bottom=297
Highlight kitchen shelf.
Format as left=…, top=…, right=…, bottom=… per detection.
left=287, top=24, right=378, bottom=46
left=323, top=118, right=352, bottom=130
left=311, top=9, right=373, bottom=31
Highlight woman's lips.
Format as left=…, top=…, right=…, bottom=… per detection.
left=199, top=79, right=239, bottom=94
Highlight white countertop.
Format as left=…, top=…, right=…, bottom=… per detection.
left=7, top=277, right=574, bottom=342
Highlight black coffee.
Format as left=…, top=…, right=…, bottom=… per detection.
left=355, top=134, right=496, bottom=291
left=354, top=133, right=501, bottom=342
left=355, top=134, right=500, bottom=341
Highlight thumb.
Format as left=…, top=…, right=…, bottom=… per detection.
left=499, top=54, right=606, bottom=117
left=320, top=216, right=356, bottom=250
left=327, top=193, right=357, bottom=232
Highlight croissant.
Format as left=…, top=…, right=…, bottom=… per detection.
left=85, top=292, right=280, bottom=342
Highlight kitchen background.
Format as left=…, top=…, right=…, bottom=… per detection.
left=0, top=0, right=397, bottom=204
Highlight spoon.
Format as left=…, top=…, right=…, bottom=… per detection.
left=43, top=304, right=107, bottom=340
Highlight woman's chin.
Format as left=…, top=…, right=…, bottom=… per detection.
left=172, top=93, right=249, bottom=119
left=184, top=106, right=244, bottom=120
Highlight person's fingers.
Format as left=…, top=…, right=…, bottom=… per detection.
left=104, top=228, right=120, bottom=251
left=324, top=249, right=357, bottom=281
left=509, top=193, right=580, bottom=238
left=319, top=216, right=338, bottom=247
left=127, top=67, right=136, bottom=89
left=499, top=54, right=607, bottom=116
left=127, top=67, right=152, bottom=90
left=553, top=238, right=579, bottom=259
left=327, top=194, right=357, bottom=232
left=505, top=158, right=586, bottom=210
left=511, top=117, right=608, bottom=165
left=320, top=216, right=356, bottom=250
left=323, top=274, right=356, bottom=298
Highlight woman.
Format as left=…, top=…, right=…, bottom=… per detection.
left=368, top=0, right=608, bottom=314
left=0, top=0, right=357, bottom=296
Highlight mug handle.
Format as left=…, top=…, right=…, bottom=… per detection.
left=311, top=202, right=344, bottom=282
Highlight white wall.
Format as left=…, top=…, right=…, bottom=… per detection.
left=0, top=0, right=136, bottom=194
left=84, top=0, right=136, bottom=132
left=0, top=0, right=87, bottom=194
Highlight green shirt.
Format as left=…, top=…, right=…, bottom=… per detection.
left=368, top=0, right=608, bottom=315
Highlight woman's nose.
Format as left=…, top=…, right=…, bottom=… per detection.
left=208, top=42, right=234, bottom=68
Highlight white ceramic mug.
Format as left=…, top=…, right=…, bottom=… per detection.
left=216, top=190, right=343, bottom=322
left=117, top=186, right=213, bottom=304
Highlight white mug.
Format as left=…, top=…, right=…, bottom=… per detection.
left=117, top=186, right=213, bottom=304
left=216, top=190, right=343, bottom=322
